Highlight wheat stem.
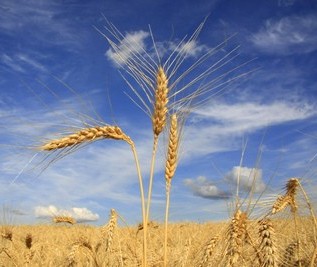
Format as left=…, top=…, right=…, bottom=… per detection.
left=145, top=134, right=159, bottom=224
left=130, top=143, right=147, bottom=267
left=164, top=180, right=171, bottom=267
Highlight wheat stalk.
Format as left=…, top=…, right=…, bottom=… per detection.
left=40, top=125, right=132, bottom=151
left=146, top=66, right=169, bottom=220
left=164, top=114, right=179, bottom=267
left=258, top=219, right=277, bottom=267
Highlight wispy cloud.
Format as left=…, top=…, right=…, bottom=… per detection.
left=251, top=14, right=317, bottom=55
left=105, top=29, right=209, bottom=67
left=35, top=205, right=99, bottom=222
left=184, top=176, right=231, bottom=199
left=192, top=100, right=316, bottom=132
left=106, top=30, right=150, bottom=66
left=224, top=166, right=265, bottom=193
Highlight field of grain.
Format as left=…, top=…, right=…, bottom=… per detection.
left=1, top=214, right=316, bottom=266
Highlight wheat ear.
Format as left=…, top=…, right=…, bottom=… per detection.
left=226, top=209, right=247, bottom=266
left=199, top=235, right=219, bottom=267
left=272, top=178, right=299, bottom=214
left=163, top=114, right=179, bottom=267
left=40, top=125, right=133, bottom=150
left=152, top=66, right=169, bottom=137
left=101, top=209, right=117, bottom=252
left=67, top=237, right=94, bottom=267
left=53, top=215, right=76, bottom=225
left=258, top=219, right=277, bottom=267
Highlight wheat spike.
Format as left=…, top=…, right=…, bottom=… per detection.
left=282, top=241, right=298, bottom=267
left=53, top=215, right=76, bottom=225
left=67, top=237, right=93, bottom=267
left=272, top=178, right=299, bottom=214
left=101, top=209, right=117, bottom=252
left=152, top=66, right=169, bottom=137
left=165, top=114, right=179, bottom=182
left=25, top=233, right=33, bottom=249
left=199, top=235, right=219, bottom=267
left=41, top=125, right=132, bottom=151
left=258, top=219, right=277, bottom=267
left=272, top=195, right=293, bottom=214
left=226, top=210, right=247, bottom=266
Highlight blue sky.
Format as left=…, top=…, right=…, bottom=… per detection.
left=0, top=0, right=317, bottom=225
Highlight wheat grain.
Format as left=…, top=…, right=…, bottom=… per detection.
left=40, top=125, right=132, bottom=151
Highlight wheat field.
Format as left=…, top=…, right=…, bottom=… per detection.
left=1, top=213, right=316, bottom=266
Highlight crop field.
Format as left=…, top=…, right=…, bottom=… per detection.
left=1, top=210, right=316, bottom=266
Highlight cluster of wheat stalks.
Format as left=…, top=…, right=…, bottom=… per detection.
left=1, top=192, right=316, bottom=266
left=1, top=19, right=317, bottom=266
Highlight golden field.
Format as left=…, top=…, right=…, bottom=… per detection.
left=1, top=214, right=316, bottom=266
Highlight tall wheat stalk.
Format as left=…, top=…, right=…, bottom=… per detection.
left=164, top=114, right=179, bottom=267
left=146, top=66, right=169, bottom=224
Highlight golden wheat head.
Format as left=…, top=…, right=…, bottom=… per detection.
left=152, top=66, right=169, bottom=137
left=165, top=114, right=179, bottom=183
left=40, top=125, right=132, bottom=151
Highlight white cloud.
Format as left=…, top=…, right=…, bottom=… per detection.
left=35, top=205, right=99, bottom=222
left=106, top=30, right=150, bottom=66
left=170, top=40, right=208, bottom=58
left=251, top=14, right=317, bottom=54
left=184, top=176, right=231, bottom=199
left=224, top=166, right=265, bottom=193
left=1, top=54, right=25, bottom=73
left=193, top=101, right=316, bottom=132
left=179, top=100, right=316, bottom=160
left=105, top=29, right=209, bottom=66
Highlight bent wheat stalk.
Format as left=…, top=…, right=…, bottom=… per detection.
left=40, top=124, right=147, bottom=267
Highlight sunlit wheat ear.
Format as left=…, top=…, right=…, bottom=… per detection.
left=53, top=215, right=76, bottom=225
left=101, top=209, right=117, bottom=252
left=163, top=113, right=180, bottom=267
left=258, top=219, right=277, bottom=267
left=152, top=66, right=169, bottom=137
left=272, top=178, right=299, bottom=214
left=226, top=209, right=248, bottom=266
left=40, top=125, right=133, bottom=151
left=199, top=235, right=219, bottom=267
left=165, top=114, right=179, bottom=182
